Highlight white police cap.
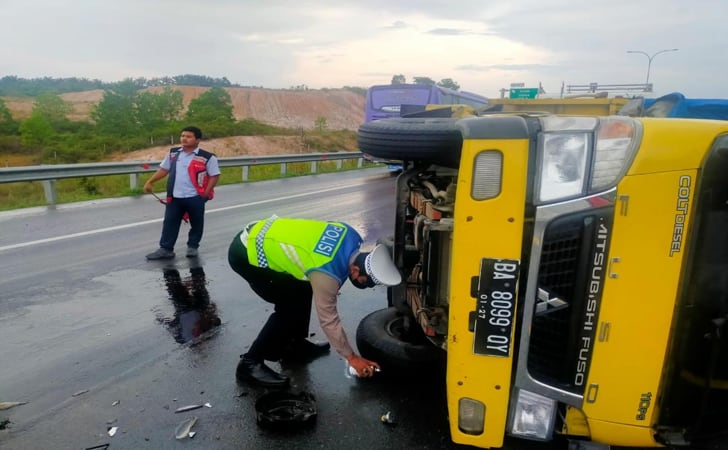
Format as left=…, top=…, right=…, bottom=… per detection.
left=364, top=244, right=402, bottom=286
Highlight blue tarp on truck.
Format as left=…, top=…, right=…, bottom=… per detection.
left=640, top=92, right=728, bottom=120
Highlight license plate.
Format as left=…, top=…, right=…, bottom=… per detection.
left=473, top=258, right=520, bottom=357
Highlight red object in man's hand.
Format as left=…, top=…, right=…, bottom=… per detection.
left=150, top=193, right=189, bottom=224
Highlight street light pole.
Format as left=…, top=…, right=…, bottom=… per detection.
left=627, top=49, right=679, bottom=88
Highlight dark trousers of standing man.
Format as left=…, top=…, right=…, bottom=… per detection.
left=227, top=231, right=313, bottom=362
left=160, top=196, right=206, bottom=250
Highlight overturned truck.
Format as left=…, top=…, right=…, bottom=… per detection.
left=356, top=114, right=728, bottom=448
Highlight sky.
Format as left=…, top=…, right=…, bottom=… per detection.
left=2, top=0, right=727, bottom=99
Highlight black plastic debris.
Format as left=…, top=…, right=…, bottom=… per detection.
left=84, top=444, right=110, bottom=450
left=255, top=391, right=317, bottom=430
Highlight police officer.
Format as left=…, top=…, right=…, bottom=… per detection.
left=228, top=215, right=401, bottom=387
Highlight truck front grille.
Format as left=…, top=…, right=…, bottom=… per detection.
left=526, top=208, right=613, bottom=395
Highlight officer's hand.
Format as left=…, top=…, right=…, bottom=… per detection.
left=347, top=354, right=380, bottom=377
left=143, top=181, right=153, bottom=194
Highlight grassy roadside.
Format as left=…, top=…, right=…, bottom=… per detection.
left=0, top=129, right=367, bottom=211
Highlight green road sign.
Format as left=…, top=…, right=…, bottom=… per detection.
left=509, top=88, right=539, bottom=99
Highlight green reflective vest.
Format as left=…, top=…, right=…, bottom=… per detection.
left=245, top=217, right=363, bottom=283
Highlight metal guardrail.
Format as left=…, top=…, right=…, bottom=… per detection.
left=0, top=151, right=365, bottom=205
left=565, top=82, right=652, bottom=94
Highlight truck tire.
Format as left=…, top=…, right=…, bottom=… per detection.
left=356, top=307, right=445, bottom=378
left=357, top=118, right=463, bottom=168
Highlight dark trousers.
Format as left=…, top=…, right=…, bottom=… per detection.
left=228, top=231, right=313, bottom=362
left=160, top=196, right=206, bottom=250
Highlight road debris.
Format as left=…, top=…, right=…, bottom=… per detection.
left=72, top=389, right=89, bottom=397
left=0, top=402, right=27, bottom=411
left=175, top=416, right=198, bottom=439
left=84, top=444, right=110, bottom=450
left=176, top=404, right=202, bottom=413
left=107, top=426, right=118, bottom=437
left=112, top=400, right=120, bottom=406
left=175, top=402, right=212, bottom=413
left=380, top=411, right=396, bottom=426
left=255, top=391, right=317, bottom=430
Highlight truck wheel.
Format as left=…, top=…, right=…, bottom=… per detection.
left=357, top=118, right=462, bottom=168
left=356, top=307, right=445, bottom=378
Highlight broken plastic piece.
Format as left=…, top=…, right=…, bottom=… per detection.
left=84, top=444, right=110, bottom=450
left=175, top=404, right=203, bottom=413
left=111, top=400, right=120, bottom=406
left=0, top=402, right=27, bottom=411
left=380, top=411, right=396, bottom=425
left=107, top=426, right=118, bottom=437
left=174, top=402, right=211, bottom=413
left=72, top=389, right=89, bottom=397
left=175, top=416, right=197, bottom=439
left=255, top=391, right=317, bottom=430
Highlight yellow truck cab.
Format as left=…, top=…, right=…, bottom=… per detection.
left=356, top=113, right=728, bottom=449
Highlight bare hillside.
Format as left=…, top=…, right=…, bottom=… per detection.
left=112, top=135, right=333, bottom=162
left=3, top=86, right=366, bottom=130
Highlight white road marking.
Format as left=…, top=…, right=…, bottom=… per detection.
left=0, top=182, right=366, bottom=252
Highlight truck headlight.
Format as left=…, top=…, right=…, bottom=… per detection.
left=538, top=133, right=589, bottom=202
left=506, top=388, right=557, bottom=441
left=537, top=116, right=640, bottom=203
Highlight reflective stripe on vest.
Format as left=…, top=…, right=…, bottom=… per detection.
left=254, top=216, right=277, bottom=268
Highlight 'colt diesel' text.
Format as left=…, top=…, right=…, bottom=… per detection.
left=670, top=175, right=691, bottom=257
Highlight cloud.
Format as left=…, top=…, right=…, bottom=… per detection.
left=426, top=28, right=470, bottom=36
left=381, top=21, right=408, bottom=30
left=1, top=0, right=727, bottom=97
left=457, top=64, right=553, bottom=72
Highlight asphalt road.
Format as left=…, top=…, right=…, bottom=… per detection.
left=0, top=168, right=561, bottom=450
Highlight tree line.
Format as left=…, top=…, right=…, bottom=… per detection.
left=390, top=74, right=460, bottom=91
left=0, top=75, right=368, bottom=97
left=0, top=74, right=241, bottom=97
left=0, top=80, right=290, bottom=164
left=0, top=73, right=455, bottom=166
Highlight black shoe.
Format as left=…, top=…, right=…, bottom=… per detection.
left=146, top=248, right=175, bottom=260
left=236, top=356, right=289, bottom=387
left=281, top=339, right=331, bottom=363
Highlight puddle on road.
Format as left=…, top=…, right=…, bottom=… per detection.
left=154, top=265, right=221, bottom=344
left=1, top=259, right=224, bottom=385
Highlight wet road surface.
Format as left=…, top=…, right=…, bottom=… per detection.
left=0, top=169, right=557, bottom=449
